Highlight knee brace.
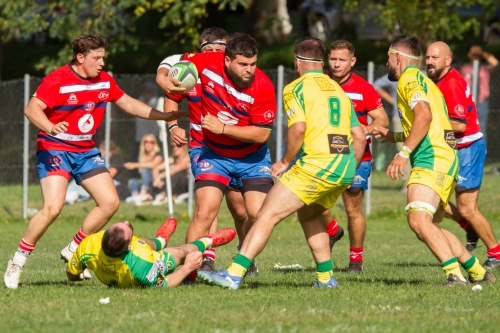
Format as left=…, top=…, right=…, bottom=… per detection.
left=405, top=201, right=437, bottom=217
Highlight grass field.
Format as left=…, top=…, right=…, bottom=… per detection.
left=1, top=171, right=500, bottom=333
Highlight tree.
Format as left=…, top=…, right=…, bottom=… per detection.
left=340, top=0, right=499, bottom=48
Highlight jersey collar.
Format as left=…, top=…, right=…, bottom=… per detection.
left=304, top=70, right=324, bottom=75
left=338, top=72, right=352, bottom=86
left=433, top=67, right=453, bottom=85
left=402, top=65, right=419, bottom=74
left=68, top=63, right=94, bottom=81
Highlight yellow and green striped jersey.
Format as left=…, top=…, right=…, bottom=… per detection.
left=283, top=70, right=360, bottom=184
left=68, top=231, right=175, bottom=288
left=396, top=66, right=458, bottom=178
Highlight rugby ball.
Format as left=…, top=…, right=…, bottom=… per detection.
left=168, top=61, right=198, bottom=92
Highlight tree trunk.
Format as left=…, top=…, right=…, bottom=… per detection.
left=247, top=0, right=293, bottom=45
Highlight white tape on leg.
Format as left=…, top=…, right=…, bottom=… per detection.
left=405, top=201, right=437, bottom=217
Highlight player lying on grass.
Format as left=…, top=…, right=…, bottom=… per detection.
left=66, top=218, right=236, bottom=288
left=198, top=37, right=366, bottom=289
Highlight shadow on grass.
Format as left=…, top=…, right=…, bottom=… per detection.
left=20, top=281, right=92, bottom=287
left=343, top=276, right=426, bottom=285
left=244, top=280, right=313, bottom=289
left=383, top=262, right=441, bottom=268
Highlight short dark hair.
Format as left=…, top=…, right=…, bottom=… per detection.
left=294, top=37, right=325, bottom=60
left=329, top=40, right=355, bottom=56
left=391, top=35, right=421, bottom=57
left=199, top=27, right=229, bottom=45
left=72, top=34, right=108, bottom=60
left=225, top=33, right=258, bottom=60
left=102, top=227, right=129, bottom=258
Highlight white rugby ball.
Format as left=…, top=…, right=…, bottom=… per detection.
left=168, top=61, right=198, bottom=92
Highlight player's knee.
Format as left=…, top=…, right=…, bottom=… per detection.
left=406, top=201, right=436, bottom=230
left=41, top=203, right=63, bottom=221
left=457, top=204, right=477, bottom=220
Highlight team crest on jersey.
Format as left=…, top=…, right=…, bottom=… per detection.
left=78, top=114, right=94, bottom=133
left=98, top=91, right=110, bottom=100
left=205, top=81, right=215, bottom=94
left=217, top=111, right=239, bottom=125
left=352, top=102, right=357, bottom=109
left=198, top=160, right=213, bottom=171
left=327, top=134, right=350, bottom=154
left=397, top=108, right=403, bottom=119
left=84, top=101, right=95, bottom=111
left=454, top=104, right=465, bottom=117
left=45, top=156, right=63, bottom=167
left=238, top=103, right=249, bottom=112
left=187, top=53, right=196, bottom=58
left=264, top=110, right=274, bottom=122
left=67, top=94, right=79, bottom=104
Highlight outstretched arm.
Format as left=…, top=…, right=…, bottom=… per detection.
left=114, top=93, right=188, bottom=122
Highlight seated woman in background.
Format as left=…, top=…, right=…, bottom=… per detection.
left=125, top=134, right=163, bottom=204
left=150, top=145, right=191, bottom=206
left=65, top=141, right=130, bottom=204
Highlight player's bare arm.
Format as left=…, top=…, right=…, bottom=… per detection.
left=164, top=97, right=188, bottom=147
left=364, top=106, right=390, bottom=135
left=376, top=88, right=394, bottom=105
left=156, top=67, right=186, bottom=94
left=386, top=101, right=432, bottom=180
left=163, top=251, right=203, bottom=288
left=114, top=93, right=188, bottom=122
left=373, top=126, right=396, bottom=143
left=271, top=122, right=305, bottom=178
left=201, top=114, right=271, bottom=143
left=450, top=120, right=466, bottom=134
left=24, top=97, right=68, bottom=135
left=65, top=267, right=83, bottom=281
left=351, top=125, right=367, bottom=168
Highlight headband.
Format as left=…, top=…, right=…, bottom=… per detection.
left=200, top=40, right=226, bottom=50
left=388, top=48, right=420, bottom=60
left=295, top=54, right=324, bottom=63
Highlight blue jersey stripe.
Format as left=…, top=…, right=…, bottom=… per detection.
left=187, top=96, right=202, bottom=103
left=355, top=111, right=365, bottom=117
left=202, top=89, right=248, bottom=117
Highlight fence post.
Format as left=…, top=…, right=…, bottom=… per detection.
left=157, top=100, right=174, bottom=217
left=275, top=65, right=284, bottom=162
left=365, top=62, right=374, bottom=217
left=472, top=59, right=479, bottom=102
left=104, top=72, right=112, bottom=167
left=188, top=171, right=194, bottom=218
left=22, top=74, right=30, bottom=219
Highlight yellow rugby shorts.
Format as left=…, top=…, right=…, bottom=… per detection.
left=279, top=164, right=349, bottom=209
left=407, top=167, right=456, bottom=208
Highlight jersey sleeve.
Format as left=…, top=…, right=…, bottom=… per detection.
left=283, top=88, right=306, bottom=127
left=67, top=245, right=86, bottom=276
left=443, top=81, right=467, bottom=124
left=34, top=74, right=61, bottom=109
left=107, top=75, right=125, bottom=102
left=249, top=80, right=276, bottom=129
left=157, top=54, right=183, bottom=71
left=363, top=83, right=383, bottom=112
left=181, top=52, right=211, bottom=77
left=398, top=71, right=429, bottom=110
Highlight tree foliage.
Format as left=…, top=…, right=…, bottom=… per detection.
left=2, top=0, right=246, bottom=76
left=340, top=0, right=499, bottom=47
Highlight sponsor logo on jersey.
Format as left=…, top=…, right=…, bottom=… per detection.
left=147, top=259, right=167, bottom=283
left=205, top=81, right=215, bottom=94
left=137, top=240, right=146, bottom=245
left=314, top=77, right=335, bottom=91
left=100, top=263, right=118, bottom=278
left=436, top=172, right=445, bottom=187
left=198, top=160, right=213, bottom=171
left=67, top=93, right=79, bottom=104
left=238, top=103, right=249, bottom=112
left=217, top=111, right=239, bottom=125
left=397, top=108, right=403, bottom=119
left=286, top=108, right=295, bottom=119
left=304, top=180, right=318, bottom=196
left=404, top=81, right=419, bottom=94
left=45, top=155, right=63, bottom=167
left=328, top=134, right=350, bottom=154
left=92, top=156, right=105, bottom=164
left=78, top=114, right=94, bottom=133
left=84, top=101, right=95, bottom=111
left=444, top=130, right=457, bottom=149
left=259, top=166, right=271, bottom=174
left=98, top=91, right=110, bottom=100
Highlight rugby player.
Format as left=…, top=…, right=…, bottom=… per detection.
left=66, top=218, right=236, bottom=288
left=197, top=37, right=366, bottom=289
left=4, top=34, right=188, bottom=289
left=157, top=33, right=276, bottom=276
left=373, top=35, right=495, bottom=285
left=325, top=39, right=389, bottom=273
left=426, top=41, right=500, bottom=268
left=156, top=28, right=251, bottom=275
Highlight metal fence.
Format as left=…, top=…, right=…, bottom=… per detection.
left=1, top=63, right=499, bottom=218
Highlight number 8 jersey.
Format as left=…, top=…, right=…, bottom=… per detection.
left=284, top=70, right=360, bottom=184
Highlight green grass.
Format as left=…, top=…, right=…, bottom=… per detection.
left=2, top=172, right=500, bottom=332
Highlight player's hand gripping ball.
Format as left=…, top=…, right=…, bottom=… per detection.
left=168, top=61, right=198, bottom=93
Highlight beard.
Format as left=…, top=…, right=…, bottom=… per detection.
left=388, top=65, right=399, bottom=82
left=427, top=66, right=445, bottom=79
left=226, top=67, right=255, bottom=89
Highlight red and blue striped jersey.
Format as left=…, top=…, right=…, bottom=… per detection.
left=33, top=64, right=124, bottom=152
left=435, top=68, right=482, bottom=149
left=184, top=52, right=276, bottom=158
left=335, top=73, right=383, bottom=161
